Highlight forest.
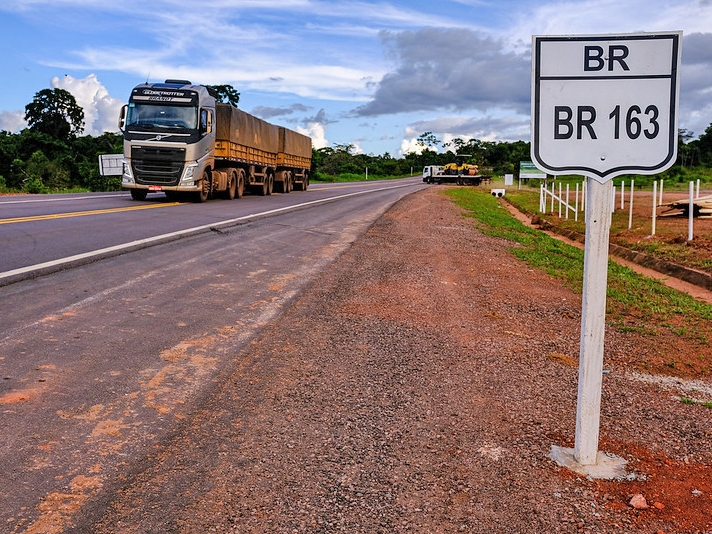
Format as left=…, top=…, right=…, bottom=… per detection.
left=2, top=87, right=712, bottom=194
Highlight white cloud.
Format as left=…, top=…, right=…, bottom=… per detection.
left=52, top=74, right=123, bottom=136
left=297, top=122, right=328, bottom=150
left=0, top=75, right=122, bottom=135
left=399, top=138, right=426, bottom=157
left=0, top=110, right=26, bottom=133
left=510, top=0, right=712, bottom=40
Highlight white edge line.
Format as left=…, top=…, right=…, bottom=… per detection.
left=0, top=183, right=416, bottom=283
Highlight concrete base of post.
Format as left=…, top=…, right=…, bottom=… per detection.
left=549, top=445, right=627, bottom=480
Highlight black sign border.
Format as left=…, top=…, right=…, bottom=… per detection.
left=532, top=33, right=681, bottom=180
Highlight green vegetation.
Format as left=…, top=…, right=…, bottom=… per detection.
left=4, top=84, right=712, bottom=194
left=506, top=179, right=712, bottom=274
left=0, top=86, right=123, bottom=194
left=679, top=396, right=712, bottom=408
left=444, top=187, right=712, bottom=347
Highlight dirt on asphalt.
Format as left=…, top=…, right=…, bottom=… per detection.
left=75, top=187, right=710, bottom=533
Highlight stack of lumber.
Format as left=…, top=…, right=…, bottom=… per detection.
left=664, top=194, right=712, bottom=218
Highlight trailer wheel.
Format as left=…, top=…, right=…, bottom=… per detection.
left=130, top=189, right=148, bottom=201
left=195, top=171, right=210, bottom=203
left=267, top=173, right=274, bottom=196
left=236, top=169, right=245, bottom=198
left=283, top=171, right=292, bottom=193
left=225, top=169, right=237, bottom=200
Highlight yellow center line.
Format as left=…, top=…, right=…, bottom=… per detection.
left=0, top=202, right=182, bottom=225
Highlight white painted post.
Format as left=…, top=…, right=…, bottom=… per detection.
left=558, top=182, right=563, bottom=218
left=620, top=181, right=625, bottom=210
left=540, top=183, right=544, bottom=212
left=659, top=179, right=664, bottom=206
left=581, top=180, right=586, bottom=213
left=688, top=181, right=694, bottom=242
left=574, top=178, right=613, bottom=466
left=628, top=179, right=635, bottom=230
left=365, top=167, right=368, bottom=180
left=697, top=179, right=701, bottom=199
left=566, top=184, right=570, bottom=219
left=575, top=183, right=579, bottom=222
left=550, top=183, right=555, bottom=213
left=652, top=181, right=657, bottom=236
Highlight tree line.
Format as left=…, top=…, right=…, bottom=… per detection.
left=0, top=87, right=123, bottom=193
left=2, top=87, right=712, bottom=194
left=312, top=134, right=532, bottom=181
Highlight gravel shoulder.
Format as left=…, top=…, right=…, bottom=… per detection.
left=81, top=187, right=711, bottom=534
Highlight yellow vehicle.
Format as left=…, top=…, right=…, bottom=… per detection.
left=442, top=155, right=482, bottom=185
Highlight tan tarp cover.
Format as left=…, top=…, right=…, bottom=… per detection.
left=216, top=103, right=279, bottom=154
left=279, top=127, right=312, bottom=158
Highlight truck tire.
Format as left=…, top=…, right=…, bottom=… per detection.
left=282, top=171, right=292, bottom=193
left=195, top=171, right=210, bottom=203
left=236, top=169, right=245, bottom=198
left=257, top=179, right=268, bottom=196
left=224, top=169, right=237, bottom=200
left=130, top=189, right=148, bottom=201
left=267, top=173, right=274, bottom=196
left=296, top=172, right=309, bottom=191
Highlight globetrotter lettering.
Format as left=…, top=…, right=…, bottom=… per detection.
left=141, top=89, right=186, bottom=97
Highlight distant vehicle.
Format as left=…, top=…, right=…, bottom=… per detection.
left=118, top=80, right=312, bottom=202
left=441, top=155, right=484, bottom=186
left=422, top=165, right=443, bottom=183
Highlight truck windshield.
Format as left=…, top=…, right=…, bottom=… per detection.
left=126, top=103, right=198, bottom=129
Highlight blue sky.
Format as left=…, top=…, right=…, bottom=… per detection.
left=1, top=0, right=712, bottom=156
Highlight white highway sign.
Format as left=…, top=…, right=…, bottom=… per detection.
left=531, top=32, right=682, bottom=181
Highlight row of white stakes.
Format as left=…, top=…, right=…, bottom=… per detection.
left=539, top=179, right=703, bottom=240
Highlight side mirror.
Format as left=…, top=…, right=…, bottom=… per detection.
left=118, top=105, right=127, bottom=132
left=200, top=109, right=213, bottom=135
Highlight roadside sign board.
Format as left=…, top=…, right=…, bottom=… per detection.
left=98, top=154, right=124, bottom=176
left=519, top=161, right=546, bottom=179
left=531, top=32, right=682, bottom=181
left=533, top=32, right=684, bottom=470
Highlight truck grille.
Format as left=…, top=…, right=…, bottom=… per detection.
left=131, top=146, right=186, bottom=186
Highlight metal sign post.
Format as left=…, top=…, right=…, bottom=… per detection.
left=531, top=32, right=681, bottom=473
left=574, top=178, right=612, bottom=465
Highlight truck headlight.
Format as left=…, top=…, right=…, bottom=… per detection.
left=122, top=161, right=135, bottom=184
left=182, top=163, right=198, bottom=183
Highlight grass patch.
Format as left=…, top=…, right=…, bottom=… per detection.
left=680, top=396, right=712, bottom=409
left=506, top=187, right=712, bottom=273
left=444, top=187, right=712, bottom=351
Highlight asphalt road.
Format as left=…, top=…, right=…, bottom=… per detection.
left=0, top=177, right=426, bottom=533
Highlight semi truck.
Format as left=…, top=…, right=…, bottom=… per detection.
left=118, top=80, right=312, bottom=202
